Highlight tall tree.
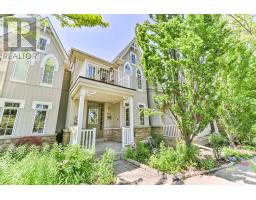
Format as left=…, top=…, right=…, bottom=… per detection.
left=136, top=14, right=249, bottom=146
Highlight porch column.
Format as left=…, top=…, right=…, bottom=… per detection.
left=77, top=88, right=86, bottom=145
left=129, top=96, right=134, bottom=143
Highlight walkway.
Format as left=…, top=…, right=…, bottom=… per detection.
left=115, top=159, right=172, bottom=185
left=183, top=157, right=256, bottom=185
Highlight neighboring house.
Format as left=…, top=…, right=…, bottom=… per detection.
left=0, top=18, right=68, bottom=146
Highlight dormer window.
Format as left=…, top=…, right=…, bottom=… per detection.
left=37, top=38, right=47, bottom=51
left=130, top=52, right=136, bottom=65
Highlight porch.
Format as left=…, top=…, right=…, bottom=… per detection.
left=66, top=80, right=136, bottom=151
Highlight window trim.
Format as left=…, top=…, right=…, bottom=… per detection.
left=123, top=62, right=132, bottom=75
left=31, top=101, right=52, bottom=135
left=0, top=98, right=25, bottom=137
left=138, top=103, right=146, bottom=126
left=136, top=68, right=143, bottom=91
left=36, top=35, right=51, bottom=53
left=10, top=59, right=31, bottom=83
left=40, top=54, right=59, bottom=87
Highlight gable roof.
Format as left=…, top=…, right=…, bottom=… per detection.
left=112, top=38, right=142, bottom=63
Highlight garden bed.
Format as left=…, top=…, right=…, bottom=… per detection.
left=0, top=144, right=116, bottom=185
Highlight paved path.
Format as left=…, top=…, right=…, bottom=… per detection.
left=183, top=157, right=256, bottom=185
left=115, top=160, right=172, bottom=185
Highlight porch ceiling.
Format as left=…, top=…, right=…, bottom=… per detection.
left=71, top=78, right=135, bottom=103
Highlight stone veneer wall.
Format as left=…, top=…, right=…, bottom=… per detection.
left=103, top=128, right=122, bottom=142
left=0, top=135, right=56, bottom=149
left=134, top=127, right=151, bottom=143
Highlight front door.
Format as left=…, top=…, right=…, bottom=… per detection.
left=86, top=102, right=104, bottom=138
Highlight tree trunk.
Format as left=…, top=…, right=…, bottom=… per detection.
left=227, top=133, right=237, bottom=149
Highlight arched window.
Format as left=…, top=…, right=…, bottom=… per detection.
left=136, top=68, right=142, bottom=90
left=41, top=54, right=59, bottom=86
left=124, top=62, right=132, bottom=75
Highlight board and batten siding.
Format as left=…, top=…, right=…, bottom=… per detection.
left=0, top=26, right=66, bottom=137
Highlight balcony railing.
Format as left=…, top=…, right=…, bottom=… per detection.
left=80, top=63, right=131, bottom=89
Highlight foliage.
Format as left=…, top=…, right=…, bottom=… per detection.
left=150, top=130, right=164, bottom=148
left=124, top=142, right=151, bottom=163
left=148, top=141, right=200, bottom=174
left=0, top=144, right=115, bottom=185
left=222, top=147, right=254, bottom=160
left=136, top=14, right=240, bottom=146
left=241, top=145, right=256, bottom=151
left=198, top=156, right=217, bottom=170
left=209, top=133, right=229, bottom=160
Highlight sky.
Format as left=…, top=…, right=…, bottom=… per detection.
left=49, top=15, right=149, bottom=61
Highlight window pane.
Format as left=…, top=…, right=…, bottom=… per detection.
left=0, top=108, right=18, bottom=136
left=37, top=38, right=47, bottom=51
left=131, top=54, right=136, bottom=64
left=33, top=110, right=46, bottom=134
left=13, top=60, right=29, bottom=81
left=4, top=102, right=20, bottom=108
left=124, top=64, right=131, bottom=75
left=125, top=108, right=130, bottom=126
left=42, top=58, right=55, bottom=84
left=88, top=108, right=98, bottom=124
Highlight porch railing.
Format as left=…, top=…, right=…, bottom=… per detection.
left=81, top=128, right=96, bottom=149
left=122, top=127, right=132, bottom=147
left=163, top=125, right=181, bottom=138
left=83, top=64, right=131, bottom=88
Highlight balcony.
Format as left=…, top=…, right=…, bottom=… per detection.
left=78, top=63, right=131, bottom=89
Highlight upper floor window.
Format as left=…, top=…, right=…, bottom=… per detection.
left=40, top=54, right=59, bottom=86
left=124, top=62, right=132, bottom=75
left=136, top=68, right=142, bottom=90
left=130, top=52, right=136, bottom=64
left=12, top=59, right=30, bottom=82
left=37, top=38, right=47, bottom=51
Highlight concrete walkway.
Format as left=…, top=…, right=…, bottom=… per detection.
left=183, top=157, right=256, bottom=185
left=115, top=160, right=171, bottom=185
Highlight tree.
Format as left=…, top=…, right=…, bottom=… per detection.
left=0, top=14, right=108, bottom=28
left=136, top=14, right=247, bottom=147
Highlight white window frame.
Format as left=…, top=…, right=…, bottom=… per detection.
left=40, top=54, right=59, bottom=87
left=136, top=68, right=143, bottom=91
left=123, top=62, right=132, bottom=75
left=138, top=103, right=146, bottom=126
left=0, top=98, right=25, bottom=137
left=130, top=52, right=136, bottom=65
left=10, top=59, right=31, bottom=83
left=31, top=101, right=52, bottom=135
left=36, top=35, right=51, bottom=53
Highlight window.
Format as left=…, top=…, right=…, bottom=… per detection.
left=87, top=64, right=96, bottom=78
left=41, top=55, right=58, bottom=86
left=131, top=53, right=136, bottom=64
left=12, top=59, right=30, bottom=82
left=88, top=108, right=98, bottom=124
left=37, top=37, right=47, bottom=51
left=32, top=103, right=49, bottom=134
left=124, top=63, right=132, bottom=75
left=136, top=68, right=142, bottom=90
left=0, top=102, right=20, bottom=136
left=125, top=107, right=130, bottom=126
left=138, top=104, right=145, bottom=125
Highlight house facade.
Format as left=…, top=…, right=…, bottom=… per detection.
left=0, top=19, right=68, bottom=147
left=0, top=18, right=211, bottom=150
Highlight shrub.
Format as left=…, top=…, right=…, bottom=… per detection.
left=241, top=145, right=256, bottom=151
left=94, top=149, right=115, bottom=184
left=198, top=157, right=217, bottom=170
left=209, top=133, right=228, bottom=160
left=222, top=147, right=254, bottom=160
left=150, top=130, right=164, bottom=148
left=148, top=141, right=200, bottom=174
left=124, top=142, right=151, bottom=163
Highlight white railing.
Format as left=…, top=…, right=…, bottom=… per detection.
left=81, top=128, right=96, bottom=149
left=122, top=127, right=132, bottom=148
left=69, top=126, right=78, bottom=144
left=83, top=64, right=131, bottom=88
left=163, top=125, right=181, bottom=138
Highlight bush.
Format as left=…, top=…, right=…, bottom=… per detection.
left=222, top=147, right=254, bottom=160
left=209, top=133, right=228, bottom=160
left=124, top=142, right=151, bottom=163
left=150, top=130, right=164, bottom=148
left=148, top=141, right=200, bottom=174
left=0, top=144, right=115, bottom=185
left=198, top=157, right=217, bottom=170
left=241, top=145, right=256, bottom=151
